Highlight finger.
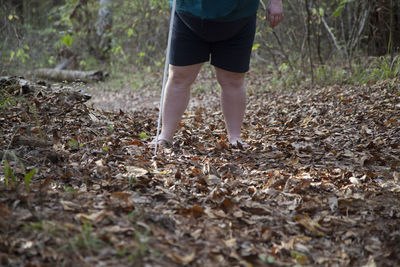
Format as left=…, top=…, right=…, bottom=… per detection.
left=271, top=14, right=282, bottom=28
left=266, top=10, right=270, bottom=22
left=276, top=15, right=282, bottom=26
left=268, top=13, right=274, bottom=27
left=279, top=14, right=283, bottom=21
left=270, top=16, right=278, bottom=28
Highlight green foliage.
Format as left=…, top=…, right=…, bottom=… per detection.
left=0, top=1, right=65, bottom=73
left=24, top=221, right=46, bottom=231
left=314, top=64, right=349, bottom=85
left=110, top=0, right=169, bottom=69
left=139, top=132, right=149, bottom=139
left=59, top=33, right=74, bottom=48
left=125, top=214, right=152, bottom=260
left=68, top=138, right=80, bottom=149
left=63, top=185, right=78, bottom=195
left=252, top=43, right=261, bottom=51
left=311, top=56, right=400, bottom=85
left=29, top=104, right=45, bottom=139
left=352, top=56, right=400, bottom=83
left=1, top=0, right=399, bottom=89
left=333, top=0, right=355, bottom=18
left=71, top=222, right=106, bottom=250
left=3, top=159, right=17, bottom=186
left=9, top=45, right=30, bottom=64
left=376, top=55, right=400, bottom=79
left=0, top=88, right=22, bottom=110
left=24, top=168, right=37, bottom=194
left=2, top=151, right=37, bottom=193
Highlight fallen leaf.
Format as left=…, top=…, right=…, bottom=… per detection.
left=110, top=192, right=132, bottom=199
left=124, top=166, right=148, bottom=178
left=223, top=238, right=237, bottom=249
left=294, top=214, right=326, bottom=237
left=60, top=200, right=80, bottom=211
left=168, top=252, right=195, bottom=265
left=181, top=205, right=204, bottom=218
left=291, top=250, right=308, bottom=264
left=75, top=211, right=105, bottom=223
left=220, top=197, right=236, bottom=214
left=0, top=203, right=11, bottom=216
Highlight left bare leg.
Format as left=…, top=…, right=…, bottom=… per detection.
left=215, top=67, right=247, bottom=144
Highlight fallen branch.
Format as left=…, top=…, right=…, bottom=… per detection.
left=12, top=135, right=52, bottom=148
left=34, top=69, right=108, bottom=82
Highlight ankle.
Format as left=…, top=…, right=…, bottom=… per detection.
left=228, top=136, right=242, bottom=144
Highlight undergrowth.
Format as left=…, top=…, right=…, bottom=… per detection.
left=248, top=55, right=400, bottom=92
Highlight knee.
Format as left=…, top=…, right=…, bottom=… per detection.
left=168, top=68, right=198, bottom=88
left=217, top=72, right=245, bottom=90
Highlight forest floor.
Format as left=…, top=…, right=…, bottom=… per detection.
left=1, top=70, right=400, bottom=267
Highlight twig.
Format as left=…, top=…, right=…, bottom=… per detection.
left=259, top=0, right=266, bottom=10
left=321, top=16, right=347, bottom=58
left=272, top=31, right=295, bottom=72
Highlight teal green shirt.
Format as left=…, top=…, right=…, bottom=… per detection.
left=171, top=0, right=260, bottom=21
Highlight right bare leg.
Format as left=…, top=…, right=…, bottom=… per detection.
left=157, top=63, right=203, bottom=142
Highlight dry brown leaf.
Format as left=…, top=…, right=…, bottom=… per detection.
left=0, top=203, right=11, bottom=216
left=75, top=210, right=105, bottom=223
left=221, top=197, right=235, bottom=214
left=190, top=229, right=202, bottom=239
left=2, top=76, right=400, bottom=267
left=168, top=252, right=196, bottom=265
left=294, top=214, right=326, bottom=237
left=124, top=166, right=148, bottom=178
left=110, top=192, right=132, bottom=199
left=223, top=238, right=237, bottom=249
left=103, top=225, right=135, bottom=234
left=60, top=200, right=80, bottom=211
left=181, top=205, right=205, bottom=218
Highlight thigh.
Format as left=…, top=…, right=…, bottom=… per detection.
left=210, top=15, right=257, bottom=73
left=170, top=13, right=210, bottom=67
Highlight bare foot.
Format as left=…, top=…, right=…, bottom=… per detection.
left=148, top=138, right=173, bottom=147
left=230, top=140, right=249, bottom=149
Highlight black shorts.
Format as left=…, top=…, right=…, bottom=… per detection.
left=170, top=12, right=257, bottom=73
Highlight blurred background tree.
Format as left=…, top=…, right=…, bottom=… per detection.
left=1, top=0, right=399, bottom=86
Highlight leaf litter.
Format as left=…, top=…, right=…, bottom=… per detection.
left=0, top=75, right=399, bottom=266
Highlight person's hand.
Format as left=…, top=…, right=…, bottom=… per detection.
left=266, top=0, right=283, bottom=28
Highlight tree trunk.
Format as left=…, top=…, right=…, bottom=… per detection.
left=95, top=0, right=113, bottom=60
left=305, top=0, right=314, bottom=85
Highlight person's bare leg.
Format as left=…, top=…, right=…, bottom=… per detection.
left=215, top=67, right=247, bottom=145
left=157, top=63, right=203, bottom=143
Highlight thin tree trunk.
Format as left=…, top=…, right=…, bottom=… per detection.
left=316, top=25, right=323, bottom=65
left=305, top=0, right=314, bottom=86
left=96, top=0, right=113, bottom=59
left=389, top=0, right=394, bottom=56
left=348, top=1, right=370, bottom=57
